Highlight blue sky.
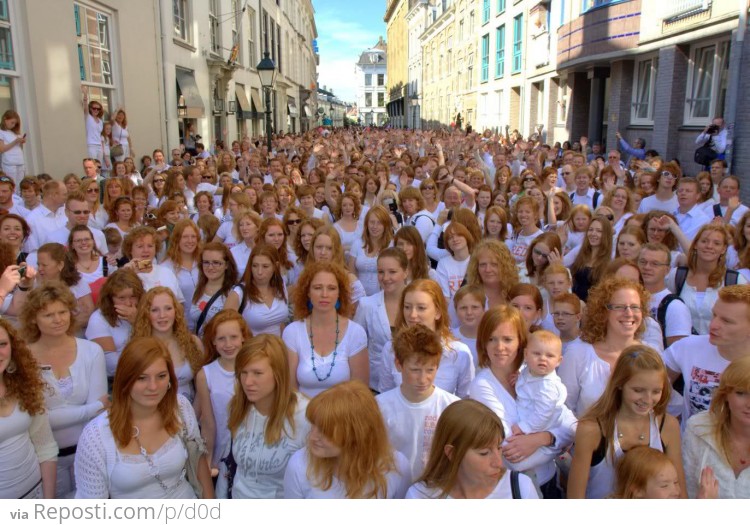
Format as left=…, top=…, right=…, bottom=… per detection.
left=312, top=0, right=387, bottom=103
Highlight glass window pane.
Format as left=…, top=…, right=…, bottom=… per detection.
left=636, top=61, right=651, bottom=119
left=0, top=75, right=14, bottom=116
left=0, top=26, right=13, bottom=71
left=0, top=0, right=9, bottom=23
left=692, top=46, right=714, bottom=119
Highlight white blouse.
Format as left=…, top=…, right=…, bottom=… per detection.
left=352, top=291, right=393, bottom=391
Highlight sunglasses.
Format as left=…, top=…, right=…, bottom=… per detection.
left=154, top=178, right=165, bottom=183
left=0, top=176, right=13, bottom=184
left=67, top=208, right=91, bottom=215
left=523, top=178, right=535, bottom=183
left=201, top=176, right=213, bottom=180
left=661, top=171, right=676, bottom=179
left=91, top=107, right=102, bottom=112
left=86, top=188, right=99, bottom=194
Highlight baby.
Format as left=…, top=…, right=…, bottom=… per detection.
left=512, top=330, right=567, bottom=437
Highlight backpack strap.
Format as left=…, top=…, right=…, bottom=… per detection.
left=592, top=191, right=601, bottom=209
left=510, top=470, right=522, bottom=499
left=194, top=289, right=224, bottom=335
left=725, top=269, right=739, bottom=287
left=656, top=294, right=683, bottom=349
left=236, top=284, right=247, bottom=315
left=102, top=257, right=109, bottom=278
left=674, top=266, right=689, bottom=296
left=713, top=204, right=723, bottom=218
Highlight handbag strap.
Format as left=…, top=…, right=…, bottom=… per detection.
left=195, top=289, right=224, bottom=334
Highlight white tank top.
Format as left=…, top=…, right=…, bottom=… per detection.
left=203, top=360, right=235, bottom=463
left=586, top=411, right=664, bottom=499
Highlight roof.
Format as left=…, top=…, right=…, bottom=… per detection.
left=356, top=37, right=387, bottom=66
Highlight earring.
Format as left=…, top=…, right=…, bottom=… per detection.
left=167, top=381, right=172, bottom=390
left=307, top=300, right=313, bottom=310
left=6, top=360, right=16, bottom=374
left=335, top=299, right=341, bottom=310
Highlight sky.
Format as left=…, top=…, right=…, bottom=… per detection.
left=312, top=0, right=387, bottom=104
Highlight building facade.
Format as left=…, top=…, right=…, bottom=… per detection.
left=406, top=0, right=431, bottom=129
left=385, top=0, right=408, bottom=128
left=355, top=37, right=388, bottom=126
left=316, top=86, right=348, bottom=128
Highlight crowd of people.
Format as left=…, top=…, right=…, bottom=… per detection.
left=0, top=112, right=749, bottom=500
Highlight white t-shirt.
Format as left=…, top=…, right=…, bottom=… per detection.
left=557, top=340, right=612, bottom=418
left=188, top=292, right=227, bottom=336
left=137, top=265, right=186, bottom=304
left=376, top=387, right=459, bottom=483
left=662, top=335, right=731, bottom=428
left=349, top=238, right=382, bottom=296
left=84, top=309, right=132, bottom=377
left=233, top=285, right=288, bottom=337
left=507, top=230, right=543, bottom=265
left=229, top=243, right=252, bottom=278
left=406, top=471, right=539, bottom=499
left=282, top=319, right=368, bottom=398
left=0, top=129, right=24, bottom=164
left=648, top=288, right=694, bottom=340
left=283, top=448, right=411, bottom=499
left=638, top=193, right=679, bottom=214
left=436, top=256, right=470, bottom=302
left=515, top=368, right=567, bottom=434
left=85, top=114, right=103, bottom=146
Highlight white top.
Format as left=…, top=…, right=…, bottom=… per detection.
left=74, top=396, right=199, bottom=499
left=229, top=243, right=252, bottom=278
left=215, top=221, right=238, bottom=249
left=77, top=258, right=104, bottom=286
left=0, top=406, right=59, bottom=498
left=84, top=309, right=132, bottom=377
left=406, top=471, right=539, bottom=499
left=188, top=292, right=227, bottom=336
left=349, top=237, right=382, bottom=296
left=662, top=335, right=730, bottom=429
left=233, top=285, right=288, bottom=337
left=406, top=210, right=435, bottom=243
left=44, top=225, right=108, bottom=255
left=333, top=221, right=363, bottom=256
left=0, top=129, right=24, bottom=164
left=175, top=360, right=195, bottom=404
left=637, top=193, right=679, bottom=214
left=161, top=260, right=199, bottom=309
left=515, top=368, right=567, bottom=434
left=683, top=411, right=750, bottom=499
left=202, top=360, right=234, bottom=465
left=282, top=319, right=368, bottom=398
left=648, top=288, right=694, bottom=340
left=111, top=123, right=129, bottom=152
left=85, top=114, right=103, bottom=145
left=216, top=395, right=310, bottom=499
left=379, top=339, right=475, bottom=399
left=39, top=338, right=107, bottom=449
left=137, top=264, right=186, bottom=304
left=376, top=387, right=459, bottom=483
left=283, top=448, right=411, bottom=499
left=507, top=230, right=544, bottom=265
left=666, top=268, right=748, bottom=334
left=26, top=205, right=67, bottom=252
left=436, top=256, right=470, bottom=302
left=557, top=340, right=612, bottom=418
left=352, top=291, right=393, bottom=391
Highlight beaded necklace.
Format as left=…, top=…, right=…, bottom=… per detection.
left=307, top=315, right=340, bottom=382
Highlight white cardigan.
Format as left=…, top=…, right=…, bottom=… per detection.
left=353, top=291, right=392, bottom=391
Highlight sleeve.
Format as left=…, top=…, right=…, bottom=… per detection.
left=435, top=259, right=451, bottom=299
left=348, top=323, right=368, bottom=356
left=681, top=420, right=703, bottom=499
left=426, top=224, right=448, bottom=262
left=618, top=138, right=637, bottom=157
left=665, top=267, right=678, bottom=294
left=695, top=132, right=710, bottom=145
left=468, top=377, right=512, bottom=436
left=563, top=244, right=580, bottom=267
left=664, top=299, right=694, bottom=338
left=413, top=214, right=433, bottom=243
left=518, top=473, right=541, bottom=499
left=713, top=130, right=727, bottom=153
left=282, top=450, right=307, bottom=499
left=517, top=379, right=565, bottom=434
left=557, top=344, right=585, bottom=414
left=29, top=413, right=59, bottom=463
left=352, top=299, right=369, bottom=335
left=282, top=323, right=300, bottom=355
left=350, top=279, right=367, bottom=304
left=378, top=341, right=397, bottom=393
left=74, top=422, right=110, bottom=499
left=164, top=269, right=186, bottom=305
left=454, top=346, right=475, bottom=399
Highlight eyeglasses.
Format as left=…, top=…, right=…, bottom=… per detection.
left=606, top=304, right=642, bottom=312
left=551, top=311, right=576, bottom=317
left=661, top=171, right=677, bottom=179
left=287, top=219, right=302, bottom=225
left=202, top=260, right=225, bottom=268
left=91, top=107, right=102, bottom=112
left=66, top=208, right=91, bottom=215
left=637, top=258, right=670, bottom=268
left=201, top=176, right=213, bottom=181
left=608, top=155, right=619, bottom=159
left=86, top=188, right=99, bottom=194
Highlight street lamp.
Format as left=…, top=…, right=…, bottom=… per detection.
left=410, top=93, right=419, bottom=129
left=256, top=52, right=277, bottom=154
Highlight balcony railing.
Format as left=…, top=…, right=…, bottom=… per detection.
left=662, top=0, right=711, bottom=22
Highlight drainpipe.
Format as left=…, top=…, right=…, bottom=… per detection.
left=725, top=0, right=748, bottom=175
left=155, top=0, right=170, bottom=150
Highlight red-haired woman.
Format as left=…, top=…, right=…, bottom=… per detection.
left=74, top=337, right=213, bottom=498
left=0, top=110, right=26, bottom=184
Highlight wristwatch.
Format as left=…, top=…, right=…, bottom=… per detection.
left=548, top=433, right=557, bottom=447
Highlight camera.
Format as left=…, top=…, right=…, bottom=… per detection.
left=18, top=266, right=26, bottom=279
left=707, top=125, right=719, bottom=134
left=384, top=198, right=398, bottom=215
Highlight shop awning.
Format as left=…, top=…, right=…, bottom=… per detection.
left=288, top=99, right=299, bottom=117
left=234, top=85, right=253, bottom=119
left=250, top=89, right=263, bottom=114
left=175, top=69, right=205, bottom=118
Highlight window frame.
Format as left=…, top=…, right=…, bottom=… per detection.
left=481, top=34, right=489, bottom=83
left=512, top=14, right=523, bottom=74
left=247, top=8, right=256, bottom=68
left=209, top=0, right=220, bottom=56
left=75, top=1, right=118, bottom=118
left=684, top=38, right=730, bottom=126
left=631, top=55, right=658, bottom=125
left=497, top=0, right=506, bottom=15
left=482, top=0, right=490, bottom=25
left=173, top=0, right=191, bottom=43
left=495, top=24, right=505, bottom=79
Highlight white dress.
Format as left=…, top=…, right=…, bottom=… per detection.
left=74, top=396, right=199, bottom=499
left=282, top=319, right=368, bottom=398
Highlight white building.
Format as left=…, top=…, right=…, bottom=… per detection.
left=355, top=37, right=387, bottom=126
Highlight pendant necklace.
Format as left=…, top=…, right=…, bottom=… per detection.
left=308, top=315, right=340, bottom=382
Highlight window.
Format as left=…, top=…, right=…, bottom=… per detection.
left=75, top=3, right=116, bottom=116
left=481, top=34, right=489, bottom=83
left=262, top=10, right=269, bottom=54
left=497, top=0, right=506, bottom=14
left=0, top=8, right=13, bottom=71
left=495, top=25, right=505, bottom=78
left=365, top=92, right=372, bottom=107
left=482, top=0, right=490, bottom=24
left=378, top=93, right=385, bottom=107
left=459, top=19, right=464, bottom=41
left=377, top=74, right=384, bottom=86
left=365, top=73, right=372, bottom=86
left=469, top=11, right=475, bottom=33
left=685, top=40, right=730, bottom=125
left=582, top=0, right=623, bottom=12
left=556, top=76, right=568, bottom=123
left=467, top=55, right=474, bottom=90
left=632, top=57, right=658, bottom=124
left=173, top=0, right=189, bottom=41
left=276, top=23, right=282, bottom=74
left=248, top=9, right=256, bottom=67
left=512, top=14, right=523, bottom=74
left=209, top=0, right=220, bottom=55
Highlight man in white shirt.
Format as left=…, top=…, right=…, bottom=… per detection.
left=42, top=192, right=107, bottom=253
left=182, top=165, right=217, bottom=214
left=559, top=164, right=576, bottom=193
left=663, top=285, right=750, bottom=428
left=673, top=178, right=712, bottom=242
left=712, top=176, right=749, bottom=226
left=0, top=176, right=28, bottom=217
left=638, top=243, right=693, bottom=349
left=25, top=180, right=68, bottom=252
left=82, top=157, right=98, bottom=181
left=569, top=167, right=601, bottom=209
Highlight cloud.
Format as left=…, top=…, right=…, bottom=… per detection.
left=314, top=5, right=385, bottom=103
